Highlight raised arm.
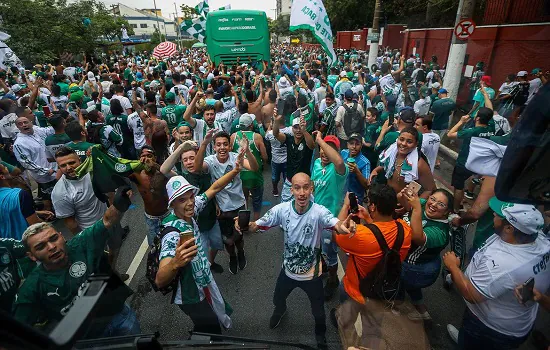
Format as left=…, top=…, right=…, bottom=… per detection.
left=447, top=115, right=470, bottom=139
left=204, top=159, right=242, bottom=200
left=194, top=128, right=216, bottom=173
left=272, top=109, right=286, bottom=143
left=313, top=131, right=346, bottom=175
left=183, top=91, right=203, bottom=128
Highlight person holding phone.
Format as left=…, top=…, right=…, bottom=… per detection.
left=445, top=198, right=550, bottom=349
left=156, top=157, right=243, bottom=334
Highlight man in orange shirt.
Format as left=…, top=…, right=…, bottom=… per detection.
left=333, top=184, right=412, bottom=348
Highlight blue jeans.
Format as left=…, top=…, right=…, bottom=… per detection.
left=322, top=228, right=339, bottom=267
left=271, top=161, right=286, bottom=185
left=101, top=303, right=142, bottom=337
left=458, top=308, right=529, bottom=350
left=243, top=185, right=263, bottom=213
left=144, top=212, right=168, bottom=246
left=401, top=257, right=441, bottom=305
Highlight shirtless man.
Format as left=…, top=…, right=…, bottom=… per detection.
left=130, top=145, right=170, bottom=245
left=246, top=79, right=264, bottom=122
left=142, top=103, right=168, bottom=146
left=261, top=89, right=277, bottom=130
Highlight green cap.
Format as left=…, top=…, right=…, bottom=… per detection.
left=69, top=86, right=81, bottom=93
left=488, top=197, right=506, bottom=218
left=165, top=92, right=176, bottom=102
left=69, top=91, right=84, bottom=102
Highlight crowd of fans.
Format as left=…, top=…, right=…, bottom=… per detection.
left=0, top=44, right=549, bottom=350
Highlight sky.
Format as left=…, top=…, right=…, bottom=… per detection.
left=101, top=0, right=277, bottom=20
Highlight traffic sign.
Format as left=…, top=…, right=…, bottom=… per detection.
left=454, top=19, right=476, bottom=40
left=290, top=37, right=300, bottom=44
left=367, top=33, right=380, bottom=41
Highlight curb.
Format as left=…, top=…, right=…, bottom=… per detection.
left=439, top=143, right=458, bottom=161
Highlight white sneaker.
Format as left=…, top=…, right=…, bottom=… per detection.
left=407, top=310, right=432, bottom=321
left=447, top=324, right=459, bottom=344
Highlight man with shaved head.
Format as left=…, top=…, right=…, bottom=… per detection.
left=235, top=172, right=356, bottom=350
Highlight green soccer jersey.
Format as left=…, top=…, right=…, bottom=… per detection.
left=230, top=119, right=265, bottom=137
left=232, top=131, right=263, bottom=188
left=456, top=126, right=495, bottom=167
left=44, top=133, right=71, bottom=160
left=34, top=110, right=48, bottom=128
left=106, top=114, right=134, bottom=159
left=67, top=141, right=95, bottom=162
left=327, top=75, right=338, bottom=88
left=430, top=97, right=456, bottom=130
left=471, top=87, right=495, bottom=118
left=123, top=68, right=135, bottom=84
left=311, top=158, right=349, bottom=216
left=0, top=238, right=32, bottom=313
left=161, top=104, right=187, bottom=133
left=14, top=220, right=130, bottom=325
left=377, top=130, right=423, bottom=153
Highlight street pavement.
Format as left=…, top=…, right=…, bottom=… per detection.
left=54, top=152, right=546, bottom=349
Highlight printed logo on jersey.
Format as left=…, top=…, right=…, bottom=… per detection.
left=1, top=253, right=10, bottom=264
left=298, top=143, right=304, bottom=151
left=114, top=163, right=128, bottom=173
left=69, top=261, right=87, bottom=278
left=302, top=223, right=314, bottom=239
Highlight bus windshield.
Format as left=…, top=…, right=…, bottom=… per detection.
left=205, top=10, right=270, bottom=66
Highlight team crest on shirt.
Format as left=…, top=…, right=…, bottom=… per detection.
left=115, top=163, right=128, bottom=173
left=302, top=223, right=314, bottom=239
left=1, top=253, right=10, bottom=264
left=298, top=143, right=304, bottom=151
left=69, top=261, right=87, bottom=278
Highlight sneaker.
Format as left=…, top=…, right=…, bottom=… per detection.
left=272, top=188, right=279, bottom=197
left=269, top=309, right=286, bottom=329
left=237, top=251, right=247, bottom=270
left=324, top=279, right=339, bottom=301
left=315, top=335, right=328, bottom=350
left=447, top=324, right=459, bottom=344
left=464, top=191, right=475, bottom=200
left=229, top=256, right=238, bottom=275
left=210, top=262, right=224, bottom=273
left=407, top=310, right=432, bottom=321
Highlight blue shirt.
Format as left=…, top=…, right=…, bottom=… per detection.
left=0, top=188, right=31, bottom=240
left=341, top=150, right=370, bottom=203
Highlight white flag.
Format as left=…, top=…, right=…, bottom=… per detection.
left=0, top=32, right=22, bottom=71
left=289, top=0, right=335, bottom=65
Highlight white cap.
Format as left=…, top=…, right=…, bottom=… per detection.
left=166, top=176, right=199, bottom=208
left=292, top=117, right=301, bottom=126
left=165, top=70, right=172, bottom=76
left=517, top=71, right=528, bottom=77
left=277, top=77, right=290, bottom=89
left=489, top=197, right=545, bottom=235
left=87, top=71, right=96, bottom=83
left=249, top=70, right=256, bottom=77
left=339, top=71, right=347, bottom=77
left=199, top=66, right=206, bottom=73
left=432, top=82, right=441, bottom=89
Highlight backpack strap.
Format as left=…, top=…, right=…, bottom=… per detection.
left=366, top=223, right=390, bottom=253
left=393, top=221, right=405, bottom=253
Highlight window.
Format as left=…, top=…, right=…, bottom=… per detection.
left=140, top=23, right=147, bottom=28
left=131, top=24, right=137, bottom=28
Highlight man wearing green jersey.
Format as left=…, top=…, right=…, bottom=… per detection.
left=65, top=121, right=95, bottom=162
left=44, top=115, right=70, bottom=162
left=106, top=99, right=137, bottom=160
left=230, top=114, right=268, bottom=221
left=14, top=186, right=140, bottom=336
left=161, top=92, right=187, bottom=133
left=310, top=133, right=348, bottom=300
left=87, top=110, right=123, bottom=158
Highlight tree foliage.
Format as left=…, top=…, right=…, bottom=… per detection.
left=0, top=0, right=133, bottom=64
left=179, top=4, right=196, bottom=20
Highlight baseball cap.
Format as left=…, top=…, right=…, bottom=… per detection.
left=399, top=108, right=415, bottom=123
left=340, top=71, right=347, bottom=78
left=87, top=71, right=96, bottom=83
left=324, top=135, right=340, bottom=150
left=199, top=66, right=206, bottom=73
left=11, top=84, right=25, bottom=93
left=166, top=176, right=199, bottom=208
left=438, top=88, right=448, bottom=94
left=432, top=82, right=441, bottom=89
left=420, top=85, right=430, bottom=96
left=488, top=197, right=544, bottom=235
left=531, top=68, right=541, bottom=75
left=349, top=133, right=362, bottom=142
left=136, top=72, right=144, bottom=81
left=517, top=71, right=528, bottom=77
left=481, top=75, right=492, bottom=86
left=292, top=117, right=301, bottom=127
left=278, top=77, right=290, bottom=89
left=344, top=89, right=354, bottom=100
left=69, top=85, right=81, bottom=93
left=165, top=70, right=172, bottom=76
left=165, top=92, right=176, bottom=102
left=239, top=113, right=254, bottom=128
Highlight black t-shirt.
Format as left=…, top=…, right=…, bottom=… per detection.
left=284, top=136, right=313, bottom=181
left=19, top=189, right=35, bottom=218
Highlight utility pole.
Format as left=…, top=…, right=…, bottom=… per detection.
left=174, top=2, right=181, bottom=49
left=367, top=0, right=381, bottom=69
left=442, top=0, right=476, bottom=101
left=152, top=0, right=163, bottom=41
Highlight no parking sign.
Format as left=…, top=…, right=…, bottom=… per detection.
left=454, top=19, right=476, bottom=40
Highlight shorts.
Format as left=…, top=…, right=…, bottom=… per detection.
left=38, top=180, right=57, bottom=200
left=217, top=206, right=245, bottom=244
left=243, top=185, right=263, bottom=213
left=451, top=165, right=474, bottom=190
left=144, top=211, right=170, bottom=246
left=200, top=221, right=224, bottom=251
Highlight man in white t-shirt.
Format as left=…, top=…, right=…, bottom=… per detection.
left=445, top=198, right=550, bottom=349
left=110, top=85, right=132, bottom=115
left=414, top=116, right=440, bottom=173
left=194, top=129, right=259, bottom=275
left=527, top=68, right=543, bottom=104
left=414, top=86, right=431, bottom=117
left=236, top=172, right=355, bottom=350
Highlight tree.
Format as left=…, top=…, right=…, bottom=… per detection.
left=0, top=0, right=133, bottom=64
left=180, top=4, right=196, bottom=20
left=150, top=28, right=166, bottom=46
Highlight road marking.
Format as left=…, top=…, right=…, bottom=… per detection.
left=125, top=237, right=149, bottom=285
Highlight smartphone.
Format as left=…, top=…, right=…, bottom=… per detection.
left=349, top=193, right=359, bottom=214
left=521, top=277, right=535, bottom=302
left=388, top=113, right=395, bottom=128
left=179, top=230, right=194, bottom=245
left=42, top=105, right=51, bottom=117
left=174, top=87, right=178, bottom=94
left=276, top=98, right=286, bottom=117
left=408, top=181, right=422, bottom=194
left=238, top=210, right=251, bottom=232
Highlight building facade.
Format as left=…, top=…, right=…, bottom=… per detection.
left=276, top=0, right=292, bottom=18
left=111, top=3, right=180, bottom=40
